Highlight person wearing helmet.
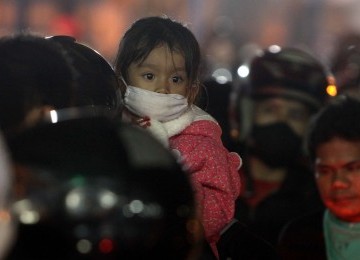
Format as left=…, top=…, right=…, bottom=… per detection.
left=234, top=46, right=330, bottom=246
left=6, top=110, right=201, bottom=260
left=46, top=35, right=123, bottom=119
left=0, top=33, right=76, bottom=139
left=0, top=33, right=123, bottom=142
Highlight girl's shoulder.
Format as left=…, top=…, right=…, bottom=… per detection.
left=191, top=105, right=217, bottom=123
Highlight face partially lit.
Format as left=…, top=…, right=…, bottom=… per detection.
left=253, top=97, right=311, bottom=136
left=315, top=137, right=360, bottom=222
left=127, top=45, right=188, bottom=97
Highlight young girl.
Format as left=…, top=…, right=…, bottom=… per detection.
left=114, top=16, right=242, bottom=258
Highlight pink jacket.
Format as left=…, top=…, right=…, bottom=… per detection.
left=170, top=119, right=242, bottom=245
left=139, top=106, right=242, bottom=256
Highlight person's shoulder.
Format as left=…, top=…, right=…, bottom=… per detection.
left=278, top=209, right=324, bottom=247
left=280, top=209, right=323, bottom=235
left=277, top=209, right=326, bottom=259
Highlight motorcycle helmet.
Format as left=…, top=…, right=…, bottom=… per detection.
left=233, top=45, right=330, bottom=141
left=250, top=46, right=329, bottom=110
left=46, top=35, right=123, bottom=118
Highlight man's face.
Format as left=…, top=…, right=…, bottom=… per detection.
left=253, top=97, right=311, bottom=136
left=315, top=137, right=360, bottom=222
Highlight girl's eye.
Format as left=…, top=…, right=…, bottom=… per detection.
left=143, top=73, right=154, bottom=80
left=172, top=76, right=183, bottom=83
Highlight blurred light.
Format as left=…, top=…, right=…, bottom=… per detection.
left=326, top=84, right=337, bottom=97
left=237, top=65, right=250, bottom=78
left=212, top=68, right=232, bottom=84
left=99, top=238, right=114, bottom=254
left=268, top=45, right=281, bottom=53
left=98, top=190, right=118, bottom=209
left=123, top=200, right=163, bottom=218
left=50, top=110, right=58, bottom=123
left=142, top=203, right=163, bottom=218
left=77, top=239, right=92, bottom=254
left=13, top=199, right=40, bottom=224
left=326, top=75, right=338, bottom=97
left=70, top=175, right=86, bottom=187
left=129, top=200, right=144, bottom=214
left=65, top=190, right=83, bottom=210
left=19, top=210, right=40, bottom=224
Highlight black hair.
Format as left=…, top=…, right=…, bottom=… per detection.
left=306, top=95, right=360, bottom=161
left=114, top=16, right=201, bottom=103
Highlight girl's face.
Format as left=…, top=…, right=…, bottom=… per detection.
left=127, top=44, right=188, bottom=97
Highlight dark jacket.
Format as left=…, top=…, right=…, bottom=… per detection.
left=235, top=162, right=324, bottom=246
left=277, top=209, right=326, bottom=260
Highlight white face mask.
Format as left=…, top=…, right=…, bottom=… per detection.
left=124, top=85, right=189, bottom=122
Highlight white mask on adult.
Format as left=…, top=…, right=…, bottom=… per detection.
left=124, top=85, right=189, bottom=122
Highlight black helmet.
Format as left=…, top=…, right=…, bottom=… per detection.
left=249, top=46, right=329, bottom=110
left=46, top=36, right=123, bottom=118
left=7, top=110, right=197, bottom=260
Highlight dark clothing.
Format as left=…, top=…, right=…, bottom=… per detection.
left=6, top=224, right=80, bottom=260
left=217, top=220, right=280, bottom=260
left=235, top=161, right=324, bottom=246
left=277, top=209, right=326, bottom=260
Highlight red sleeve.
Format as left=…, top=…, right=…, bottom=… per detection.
left=180, top=136, right=242, bottom=244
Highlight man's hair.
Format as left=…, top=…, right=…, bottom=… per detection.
left=306, top=95, right=360, bottom=161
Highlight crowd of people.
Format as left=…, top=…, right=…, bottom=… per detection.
left=0, top=14, right=360, bottom=260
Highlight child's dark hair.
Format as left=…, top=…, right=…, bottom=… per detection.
left=114, top=16, right=201, bottom=103
left=306, top=95, right=360, bottom=161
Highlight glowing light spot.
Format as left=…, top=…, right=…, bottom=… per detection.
left=268, top=45, right=281, bottom=53
left=237, top=65, right=249, bottom=78
left=326, top=85, right=337, bottom=97
left=99, top=191, right=118, bottom=209
left=13, top=199, right=40, bottom=224
left=99, top=239, right=114, bottom=254
left=212, top=68, right=232, bottom=84
left=77, top=239, right=92, bottom=254
left=19, top=210, right=40, bottom=224
left=129, top=200, right=144, bottom=214
left=65, top=191, right=82, bottom=209
left=50, top=110, right=58, bottom=123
